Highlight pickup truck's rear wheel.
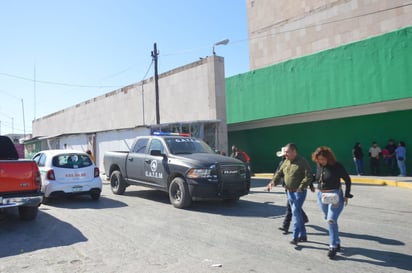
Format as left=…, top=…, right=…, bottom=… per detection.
left=110, top=170, right=126, bottom=195
left=18, top=206, right=39, bottom=221
left=169, top=177, right=191, bottom=209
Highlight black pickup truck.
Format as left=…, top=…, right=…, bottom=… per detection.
left=103, top=133, right=250, bottom=208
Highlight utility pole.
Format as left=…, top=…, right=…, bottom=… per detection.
left=151, top=43, right=160, bottom=124
left=21, top=99, right=26, bottom=138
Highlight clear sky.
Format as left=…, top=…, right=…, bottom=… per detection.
left=0, top=0, right=250, bottom=136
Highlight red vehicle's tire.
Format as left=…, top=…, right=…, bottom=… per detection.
left=18, top=206, right=39, bottom=221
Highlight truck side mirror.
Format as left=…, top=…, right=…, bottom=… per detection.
left=150, top=150, right=163, bottom=157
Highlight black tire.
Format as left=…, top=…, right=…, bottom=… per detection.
left=110, top=170, right=126, bottom=195
left=90, top=190, right=101, bottom=200
left=18, top=206, right=39, bottom=221
left=224, top=197, right=240, bottom=203
left=169, top=177, right=191, bottom=209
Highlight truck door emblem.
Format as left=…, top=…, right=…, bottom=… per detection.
left=145, top=160, right=163, bottom=179
left=150, top=160, right=157, bottom=172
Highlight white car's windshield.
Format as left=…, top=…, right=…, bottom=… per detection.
left=165, top=137, right=215, bottom=154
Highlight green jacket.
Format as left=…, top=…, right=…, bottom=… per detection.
left=272, top=154, right=313, bottom=191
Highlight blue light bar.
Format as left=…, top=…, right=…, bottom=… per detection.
left=152, top=132, right=191, bottom=137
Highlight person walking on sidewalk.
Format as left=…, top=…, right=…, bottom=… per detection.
left=312, top=146, right=353, bottom=259
left=274, top=146, right=310, bottom=235
left=267, top=143, right=312, bottom=245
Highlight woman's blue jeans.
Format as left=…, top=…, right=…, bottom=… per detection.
left=353, top=159, right=364, bottom=175
left=287, top=189, right=307, bottom=240
left=317, top=189, right=344, bottom=248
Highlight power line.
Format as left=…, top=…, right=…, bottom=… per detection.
left=250, top=2, right=412, bottom=39
left=0, top=72, right=122, bottom=89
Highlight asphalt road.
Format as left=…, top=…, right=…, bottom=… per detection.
left=0, top=178, right=411, bottom=273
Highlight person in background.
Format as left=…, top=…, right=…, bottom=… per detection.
left=267, top=143, right=312, bottom=245
left=395, top=141, right=407, bottom=177
left=312, top=146, right=353, bottom=259
left=368, top=141, right=382, bottom=175
left=275, top=146, right=310, bottom=235
left=352, top=142, right=364, bottom=175
left=86, top=149, right=96, bottom=164
left=231, top=145, right=252, bottom=175
left=385, top=139, right=397, bottom=176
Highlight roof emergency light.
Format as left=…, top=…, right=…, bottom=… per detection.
left=152, top=131, right=191, bottom=137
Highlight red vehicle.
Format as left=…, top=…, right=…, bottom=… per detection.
left=0, top=136, right=43, bottom=220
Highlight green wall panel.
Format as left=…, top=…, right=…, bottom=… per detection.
left=226, top=27, right=412, bottom=124
left=229, top=110, right=412, bottom=176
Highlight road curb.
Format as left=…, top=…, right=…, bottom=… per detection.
left=253, top=173, right=412, bottom=189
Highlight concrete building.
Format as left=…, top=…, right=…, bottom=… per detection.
left=227, top=0, right=412, bottom=175
left=247, top=0, right=412, bottom=69
left=28, top=56, right=228, bottom=172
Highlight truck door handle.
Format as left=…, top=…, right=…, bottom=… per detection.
left=145, top=160, right=151, bottom=164
left=128, top=158, right=134, bottom=162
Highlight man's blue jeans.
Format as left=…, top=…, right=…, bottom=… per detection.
left=397, top=159, right=407, bottom=176
left=287, top=189, right=307, bottom=240
left=317, top=189, right=344, bottom=248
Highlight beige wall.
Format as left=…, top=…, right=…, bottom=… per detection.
left=247, top=0, right=412, bottom=69
left=32, top=56, right=228, bottom=152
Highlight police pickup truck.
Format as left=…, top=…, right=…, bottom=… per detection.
left=103, top=133, right=250, bottom=208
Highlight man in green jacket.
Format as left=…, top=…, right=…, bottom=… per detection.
left=267, top=143, right=313, bottom=245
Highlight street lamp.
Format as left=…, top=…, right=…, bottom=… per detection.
left=212, top=39, right=229, bottom=55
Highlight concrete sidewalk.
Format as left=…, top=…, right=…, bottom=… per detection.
left=253, top=173, right=412, bottom=189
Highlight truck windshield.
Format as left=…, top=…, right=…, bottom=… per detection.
left=165, top=137, right=214, bottom=155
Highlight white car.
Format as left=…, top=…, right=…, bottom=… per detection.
left=32, top=150, right=102, bottom=202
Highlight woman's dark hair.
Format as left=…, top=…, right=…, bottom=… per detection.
left=312, top=146, right=337, bottom=165
left=399, top=141, right=405, bottom=147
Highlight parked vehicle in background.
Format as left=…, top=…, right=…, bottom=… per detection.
left=103, top=132, right=250, bottom=209
left=32, top=150, right=102, bottom=203
left=0, top=135, right=43, bottom=220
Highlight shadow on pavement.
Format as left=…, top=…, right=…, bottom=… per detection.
left=0, top=209, right=87, bottom=258
left=41, top=195, right=128, bottom=209
left=308, top=224, right=404, bottom=246
left=189, top=199, right=285, bottom=218
left=302, top=224, right=410, bottom=270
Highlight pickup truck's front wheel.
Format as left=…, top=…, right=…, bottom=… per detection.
left=110, top=170, right=126, bottom=195
left=169, top=177, right=191, bottom=209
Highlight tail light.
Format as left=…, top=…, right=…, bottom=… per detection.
left=94, top=167, right=100, bottom=178
left=33, top=165, right=42, bottom=187
left=47, top=169, right=56, bottom=180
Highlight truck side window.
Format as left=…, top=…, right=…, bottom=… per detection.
left=133, top=138, right=149, bottom=154
left=148, top=139, right=164, bottom=154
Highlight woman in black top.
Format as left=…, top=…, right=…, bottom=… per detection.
left=312, top=146, right=353, bottom=259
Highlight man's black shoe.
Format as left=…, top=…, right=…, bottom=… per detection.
left=278, top=227, right=289, bottom=235
left=328, top=248, right=337, bottom=259
left=299, top=236, right=307, bottom=242
left=290, top=239, right=298, bottom=245
left=336, top=244, right=341, bottom=252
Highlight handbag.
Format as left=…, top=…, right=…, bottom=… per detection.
left=321, top=192, right=339, bottom=205
left=319, top=166, right=339, bottom=205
